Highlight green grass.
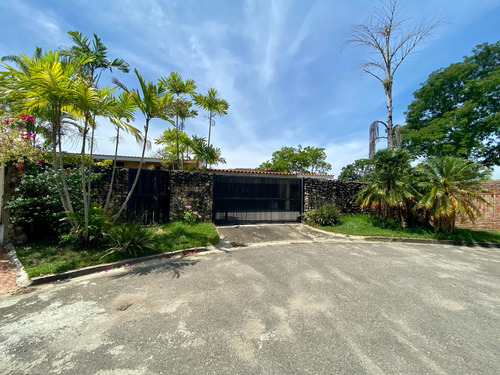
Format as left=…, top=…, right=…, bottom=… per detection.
left=318, top=214, right=500, bottom=243
left=17, top=221, right=219, bottom=278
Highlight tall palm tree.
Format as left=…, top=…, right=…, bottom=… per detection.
left=0, top=50, right=93, bottom=229
left=113, top=69, right=174, bottom=223
left=60, top=31, right=130, bottom=85
left=417, top=156, right=491, bottom=232
left=190, top=135, right=226, bottom=170
left=104, top=91, right=139, bottom=213
left=193, top=88, right=229, bottom=166
left=158, top=72, right=196, bottom=168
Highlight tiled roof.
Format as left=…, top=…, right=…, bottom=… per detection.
left=208, top=168, right=334, bottom=178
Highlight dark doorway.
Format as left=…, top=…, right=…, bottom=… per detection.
left=127, top=169, right=170, bottom=224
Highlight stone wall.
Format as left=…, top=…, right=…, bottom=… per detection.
left=92, top=166, right=128, bottom=222
left=169, top=171, right=213, bottom=221
left=456, top=180, right=500, bottom=231
left=303, top=178, right=365, bottom=214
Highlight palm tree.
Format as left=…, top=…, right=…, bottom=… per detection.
left=113, top=69, right=174, bottom=223
left=416, top=156, right=491, bottom=232
left=0, top=50, right=93, bottom=229
left=104, top=91, right=139, bottom=213
left=158, top=72, right=196, bottom=168
left=356, top=148, right=416, bottom=223
left=60, top=30, right=130, bottom=85
left=190, top=135, right=226, bottom=170
left=193, top=88, right=229, bottom=166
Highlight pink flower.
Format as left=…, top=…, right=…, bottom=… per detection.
left=4, top=119, right=9, bottom=125
left=186, top=205, right=192, bottom=209
left=20, top=114, right=27, bottom=121
left=198, top=215, right=202, bottom=219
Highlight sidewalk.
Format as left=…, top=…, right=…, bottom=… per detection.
left=0, top=244, right=19, bottom=296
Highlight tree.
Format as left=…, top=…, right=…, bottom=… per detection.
left=190, top=135, right=226, bottom=169
left=416, top=156, right=491, bottom=232
left=104, top=91, right=138, bottom=213
left=193, top=88, right=229, bottom=166
left=258, top=145, right=332, bottom=174
left=356, top=148, right=416, bottom=223
left=0, top=50, right=94, bottom=229
left=61, top=30, right=131, bottom=243
left=337, top=158, right=374, bottom=182
left=346, top=0, right=441, bottom=156
left=113, top=69, right=174, bottom=223
left=402, top=42, right=500, bottom=166
left=158, top=72, right=197, bottom=168
left=155, top=128, right=193, bottom=167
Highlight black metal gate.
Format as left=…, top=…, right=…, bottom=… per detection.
left=213, top=175, right=303, bottom=224
left=127, top=169, right=170, bottom=224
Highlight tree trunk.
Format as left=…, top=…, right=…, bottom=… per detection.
left=384, top=83, right=394, bottom=150
left=206, top=110, right=213, bottom=169
left=104, top=127, right=120, bottom=213
left=175, top=114, right=180, bottom=169
left=113, top=119, right=150, bottom=224
left=80, top=124, right=89, bottom=244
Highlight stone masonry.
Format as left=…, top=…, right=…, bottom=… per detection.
left=169, top=171, right=213, bottom=221
left=303, top=178, right=365, bottom=214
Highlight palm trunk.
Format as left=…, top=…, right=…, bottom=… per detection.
left=206, top=110, right=213, bottom=169
left=105, top=127, right=120, bottom=213
left=175, top=115, right=180, bottom=169
left=84, top=124, right=97, bottom=243
left=113, top=120, right=150, bottom=224
left=384, top=84, right=394, bottom=150
left=80, top=124, right=89, bottom=243
left=54, top=124, right=77, bottom=229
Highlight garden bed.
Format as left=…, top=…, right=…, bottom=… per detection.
left=16, top=221, right=219, bottom=277
left=318, top=214, right=500, bottom=243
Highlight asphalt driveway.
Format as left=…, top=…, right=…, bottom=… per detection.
left=1, top=240, right=499, bottom=374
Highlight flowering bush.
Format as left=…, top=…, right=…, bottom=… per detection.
left=0, top=113, right=44, bottom=173
left=182, top=205, right=202, bottom=223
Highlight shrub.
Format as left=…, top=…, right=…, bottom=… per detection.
left=302, top=203, right=342, bottom=227
left=103, top=223, right=154, bottom=258
left=182, top=205, right=202, bottom=223
left=60, top=204, right=111, bottom=246
left=6, top=166, right=87, bottom=238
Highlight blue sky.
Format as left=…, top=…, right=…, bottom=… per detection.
left=1, top=0, right=499, bottom=177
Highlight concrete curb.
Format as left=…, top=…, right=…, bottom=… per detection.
left=28, top=247, right=214, bottom=286
left=303, top=225, right=500, bottom=248
left=4, top=242, right=31, bottom=287
left=366, top=236, right=500, bottom=248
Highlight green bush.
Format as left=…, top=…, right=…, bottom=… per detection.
left=60, top=204, right=111, bottom=246
left=103, top=223, right=154, bottom=258
left=6, top=166, right=83, bottom=238
left=302, top=203, right=342, bottom=226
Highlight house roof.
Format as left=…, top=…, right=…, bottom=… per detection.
left=91, top=155, right=334, bottom=179
left=92, top=154, right=163, bottom=163
left=208, top=168, right=334, bottom=179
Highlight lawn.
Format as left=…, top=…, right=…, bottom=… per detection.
left=16, top=221, right=219, bottom=278
left=318, top=214, right=500, bottom=243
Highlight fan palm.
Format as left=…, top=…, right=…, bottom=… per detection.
left=416, top=156, right=491, bottom=232
left=193, top=88, right=229, bottom=166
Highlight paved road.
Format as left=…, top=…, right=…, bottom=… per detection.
left=1, top=241, right=499, bottom=374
